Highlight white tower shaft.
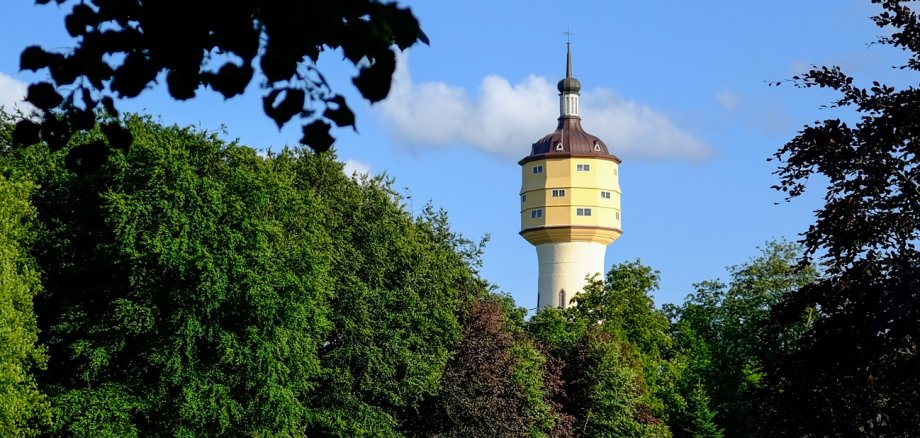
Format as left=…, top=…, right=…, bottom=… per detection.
left=536, top=242, right=606, bottom=308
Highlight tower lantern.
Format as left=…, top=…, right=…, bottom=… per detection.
left=519, top=43, right=623, bottom=309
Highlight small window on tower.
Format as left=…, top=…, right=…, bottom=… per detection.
left=559, top=289, right=567, bottom=308
left=601, top=191, right=611, bottom=199
left=521, top=194, right=526, bottom=203
left=616, top=211, right=621, bottom=220
left=555, top=142, right=564, bottom=151
left=533, top=165, right=544, bottom=174
left=577, top=208, right=592, bottom=216
left=532, top=209, right=543, bottom=219
left=552, top=189, right=565, bottom=197
left=577, top=164, right=591, bottom=172
left=593, top=141, right=601, bottom=152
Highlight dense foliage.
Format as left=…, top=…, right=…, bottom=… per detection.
left=4, top=111, right=825, bottom=437
left=410, top=295, right=548, bottom=437
left=665, top=241, right=817, bottom=436
left=528, top=263, right=692, bottom=438
left=0, top=174, right=48, bottom=437
left=14, top=0, right=428, bottom=173
left=766, top=0, right=920, bottom=434
left=1, top=115, right=480, bottom=436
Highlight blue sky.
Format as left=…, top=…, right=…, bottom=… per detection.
left=0, top=1, right=911, bottom=309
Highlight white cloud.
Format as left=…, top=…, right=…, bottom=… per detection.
left=0, top=72, right=36, bottom=115
left=377, top=54, right=710, bottom=161
left=343, top=159, right=371, bottom=177
left=716, top=89, right=742, bottom=111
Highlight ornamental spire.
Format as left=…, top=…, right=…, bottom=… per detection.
left=557, top=38, right=581, bottom=117
left=566, top=40, right=573, bottom=79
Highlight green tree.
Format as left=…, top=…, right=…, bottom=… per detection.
left=767, top=0, right=920, bottom=434
left=17, top=117, right=335, bottom=436
left=409, top=292, right=568, bottom=438
left=14, top=0, right=428, bottom=171
left=528, top=261, right=678, bottom=438
left=305, top=185, right=480, bottom=434
left=411, top=295, right=530, bottom=437
left=1, top=114, right=481, bottom=436
left=0, top=174, right=48, bottom=437
left=565, top=328, right=670, bottom=438
left=665, top=241, right=815, bottom=436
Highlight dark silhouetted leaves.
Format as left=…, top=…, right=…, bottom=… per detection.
left=111, top=53, right=157, bottom=98
left=259, top=44, right=299, bottom=84
left=64, top=3, right=96, bottom=37
left=67, top=108, right=96, bottom=131
left=100, top=97, right=117, bottom=117
left=417, top=28, right=431, bottom=46
left=208, top=62, right=254, bottom=99
left=24, top=0, right=429, bottom=156
left=765, top=1, right=920, bottom=435
left=352, top=49, right=396, bottom=103
left=26, top=83, right=63, bottom=111
left=383, top=3, right=424, bottom=50
left=20, top=46, right=59, bottom=71
left=12, top=120, right=41, bottom=146
left=301, top=120, right=333, bottom=152
left=64, top=140, right=109, bottom=175
left=47, top=56, right=80, bottom=86
left=166, top=69, right=199, bottom=100
left=264, top=88, right=305, bottom=129
left=323, top=95, right=356, bottom=129
left=40, top=116, right=71, bottom=151
left=100, top=122, right=132, bottom=151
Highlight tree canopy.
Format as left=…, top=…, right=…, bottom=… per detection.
left=0, top=172, right=48, bottom=437
left=767, top=0, right=920, bottom=434
left=1, top=114, right=481, bottom=436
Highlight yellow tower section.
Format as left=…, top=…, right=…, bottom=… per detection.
left=520, top=43, right=622, bottom=309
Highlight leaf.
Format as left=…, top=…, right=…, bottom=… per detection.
left=301, top=120, right=334, bottom=152
left=111, top=53, right=157, bottom=98
left=68, top=107, right=96, bottom=131
left=208, top=62, right=254, bottom=99
left=11, top=120, right=41, bottom=146
left=20, top=45, right=59, bottom=71
left=417, top=29, right=430, bottom=46
left=263, top=88, right=305, bottom=129
left=48, top=55, right=81, bottom=86
left=167, top=69, right=199, bottom=100
left=352, top=49, right=396, bottom=103
left=101, top=122, right=133, bottom=151
left=26, top=82, right=64, bottom=110
left=64, top=140, right=110, bottom=175
left=323, top=95, right=355, bottom=129
left=259, top=44, right=298, bottom=83
left=101, top=96, right=118, bottom=117
left=65, top=3, right=97, bottom=37
left=40, top=115, right=72, bottom=151
left=383, top=4, right=423, bottom=50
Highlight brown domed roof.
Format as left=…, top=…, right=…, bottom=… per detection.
left=520, top=117, right=621, bottom=165
left=519, top=43, right=620, bottom=165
